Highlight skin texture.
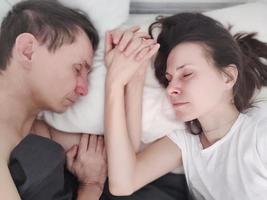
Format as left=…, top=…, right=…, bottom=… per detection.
left=0, top=30, right=105, bottom=200
left=166, top=42, right=239, bottom=144
left=104, top=39, right=239, bottom=196
left=27, top=30, right=93, bottom=113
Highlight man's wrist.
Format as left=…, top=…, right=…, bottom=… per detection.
left=80, top=181, right=104, bottom=190
left=78, top=182, right=104, bottom=196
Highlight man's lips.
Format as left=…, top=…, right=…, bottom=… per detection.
left=67, top=97, right=78, bottom=104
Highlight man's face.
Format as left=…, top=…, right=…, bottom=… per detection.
left=30, top=30, right=94, bottom=112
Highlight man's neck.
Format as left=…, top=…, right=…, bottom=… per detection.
left=0, top=90, right=39, bottom=139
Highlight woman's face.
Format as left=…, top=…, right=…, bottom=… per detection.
left=166, top=42, right=230, bottom=122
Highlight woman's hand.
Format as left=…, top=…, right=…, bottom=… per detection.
left=66, top=134, right=107, bottom=190
left=105, top=26, right=151, bottom=68
left=105, top=31, right=159, bottom=88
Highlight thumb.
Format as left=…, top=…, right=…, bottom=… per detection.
left=66, top=145, right=78, bottom=171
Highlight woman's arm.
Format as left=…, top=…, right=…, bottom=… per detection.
left=125, top=63, right=147, bottom=152
left=104, top=28, right=182, bottom=195
left=105, top=79, right=182, bottom=195
left=105, top=27, right=151, bottom=153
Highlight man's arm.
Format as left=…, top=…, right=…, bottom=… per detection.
left=32, top=121, right=106, bottom=200
left=66, top=134, right=107, bottom=200
left=0, top=157, right=21, bottom=200
left=77, top=185, right=103, bottom=200
left=31, top=120, right=82, bottom=151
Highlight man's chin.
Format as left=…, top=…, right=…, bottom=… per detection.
left=49, top=105, right=69, bottom=113
left=57, top=106, right=69, bottom=113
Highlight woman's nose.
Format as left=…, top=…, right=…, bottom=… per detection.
left=167, top=82, right=182, bottom=97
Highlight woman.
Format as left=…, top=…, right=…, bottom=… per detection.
left=104, top=13, right=267, bottom=200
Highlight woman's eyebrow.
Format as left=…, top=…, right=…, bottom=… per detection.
left=166, top=63, right=193, bottom=75
left=175, top=63, right=193, bottom=71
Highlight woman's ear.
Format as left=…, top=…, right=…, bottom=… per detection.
left=14, top=33, right=37, bottom=67
left=222, top=64, right=238, bottom=89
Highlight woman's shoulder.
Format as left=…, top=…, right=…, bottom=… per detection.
left=250, top=112, right=267, bottom=167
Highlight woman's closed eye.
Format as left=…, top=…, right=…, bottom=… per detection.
left=183, top=72, right=193, bottom=79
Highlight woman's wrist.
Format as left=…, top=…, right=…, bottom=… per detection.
left=127, top=77, right=145, bottom=90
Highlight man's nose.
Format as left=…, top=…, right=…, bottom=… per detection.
left=75, top=77, right=88, bottom=96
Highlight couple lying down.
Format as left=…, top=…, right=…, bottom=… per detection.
left=1, top=0, right=267, bottom=200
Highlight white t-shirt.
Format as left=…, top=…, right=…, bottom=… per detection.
left=168, top=106, right=267, bottom=200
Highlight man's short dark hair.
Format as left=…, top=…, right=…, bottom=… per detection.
left=0, top=0, right=99, bottom=70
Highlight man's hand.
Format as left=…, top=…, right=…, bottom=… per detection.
left=66, top=134, right=107, bottom=190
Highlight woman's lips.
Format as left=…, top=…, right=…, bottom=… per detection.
left=172, top=102, right=188, bottom=107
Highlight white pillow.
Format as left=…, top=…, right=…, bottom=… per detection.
left=40, top=0, right=130, bottom=134
left=42, top=2, right=267, bottom=142
left=204, top=2, right=267, bottom=42
left=141, top=2, right=267, bottom=143
left=57, top=0, right=130, bottom=36
left=1, top=0, right=130, bottom=135
left=0, top=1, right=12, bottom=22
left=6, top=0, right=130, bottom=35
left=42, top=39, right=107, bottom=133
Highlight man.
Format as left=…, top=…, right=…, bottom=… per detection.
left=0, top=0, right=106, bottom=199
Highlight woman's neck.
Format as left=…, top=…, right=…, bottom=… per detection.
left=198, top=103, right=240, bottom=148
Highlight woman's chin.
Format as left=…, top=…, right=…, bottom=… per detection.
left=175, top=112, right=195, bottom=122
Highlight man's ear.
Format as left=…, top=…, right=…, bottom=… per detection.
left=14, top=33, right=37, bottom=66
left=222, top=64, right=238, bottom=89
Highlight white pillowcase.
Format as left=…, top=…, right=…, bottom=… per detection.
left=204, top=2, right=267, bottom=42
left=40, top=0, right=130, bottom=134
left=0, top=0, right=130, bottom=135
left=40, top=2, right=267, bottom=143
left=142, top=2, right=267, bottom=143
left=0, top=1, right=12, bottom=22
left=57, top=0, right=130, bottom=36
